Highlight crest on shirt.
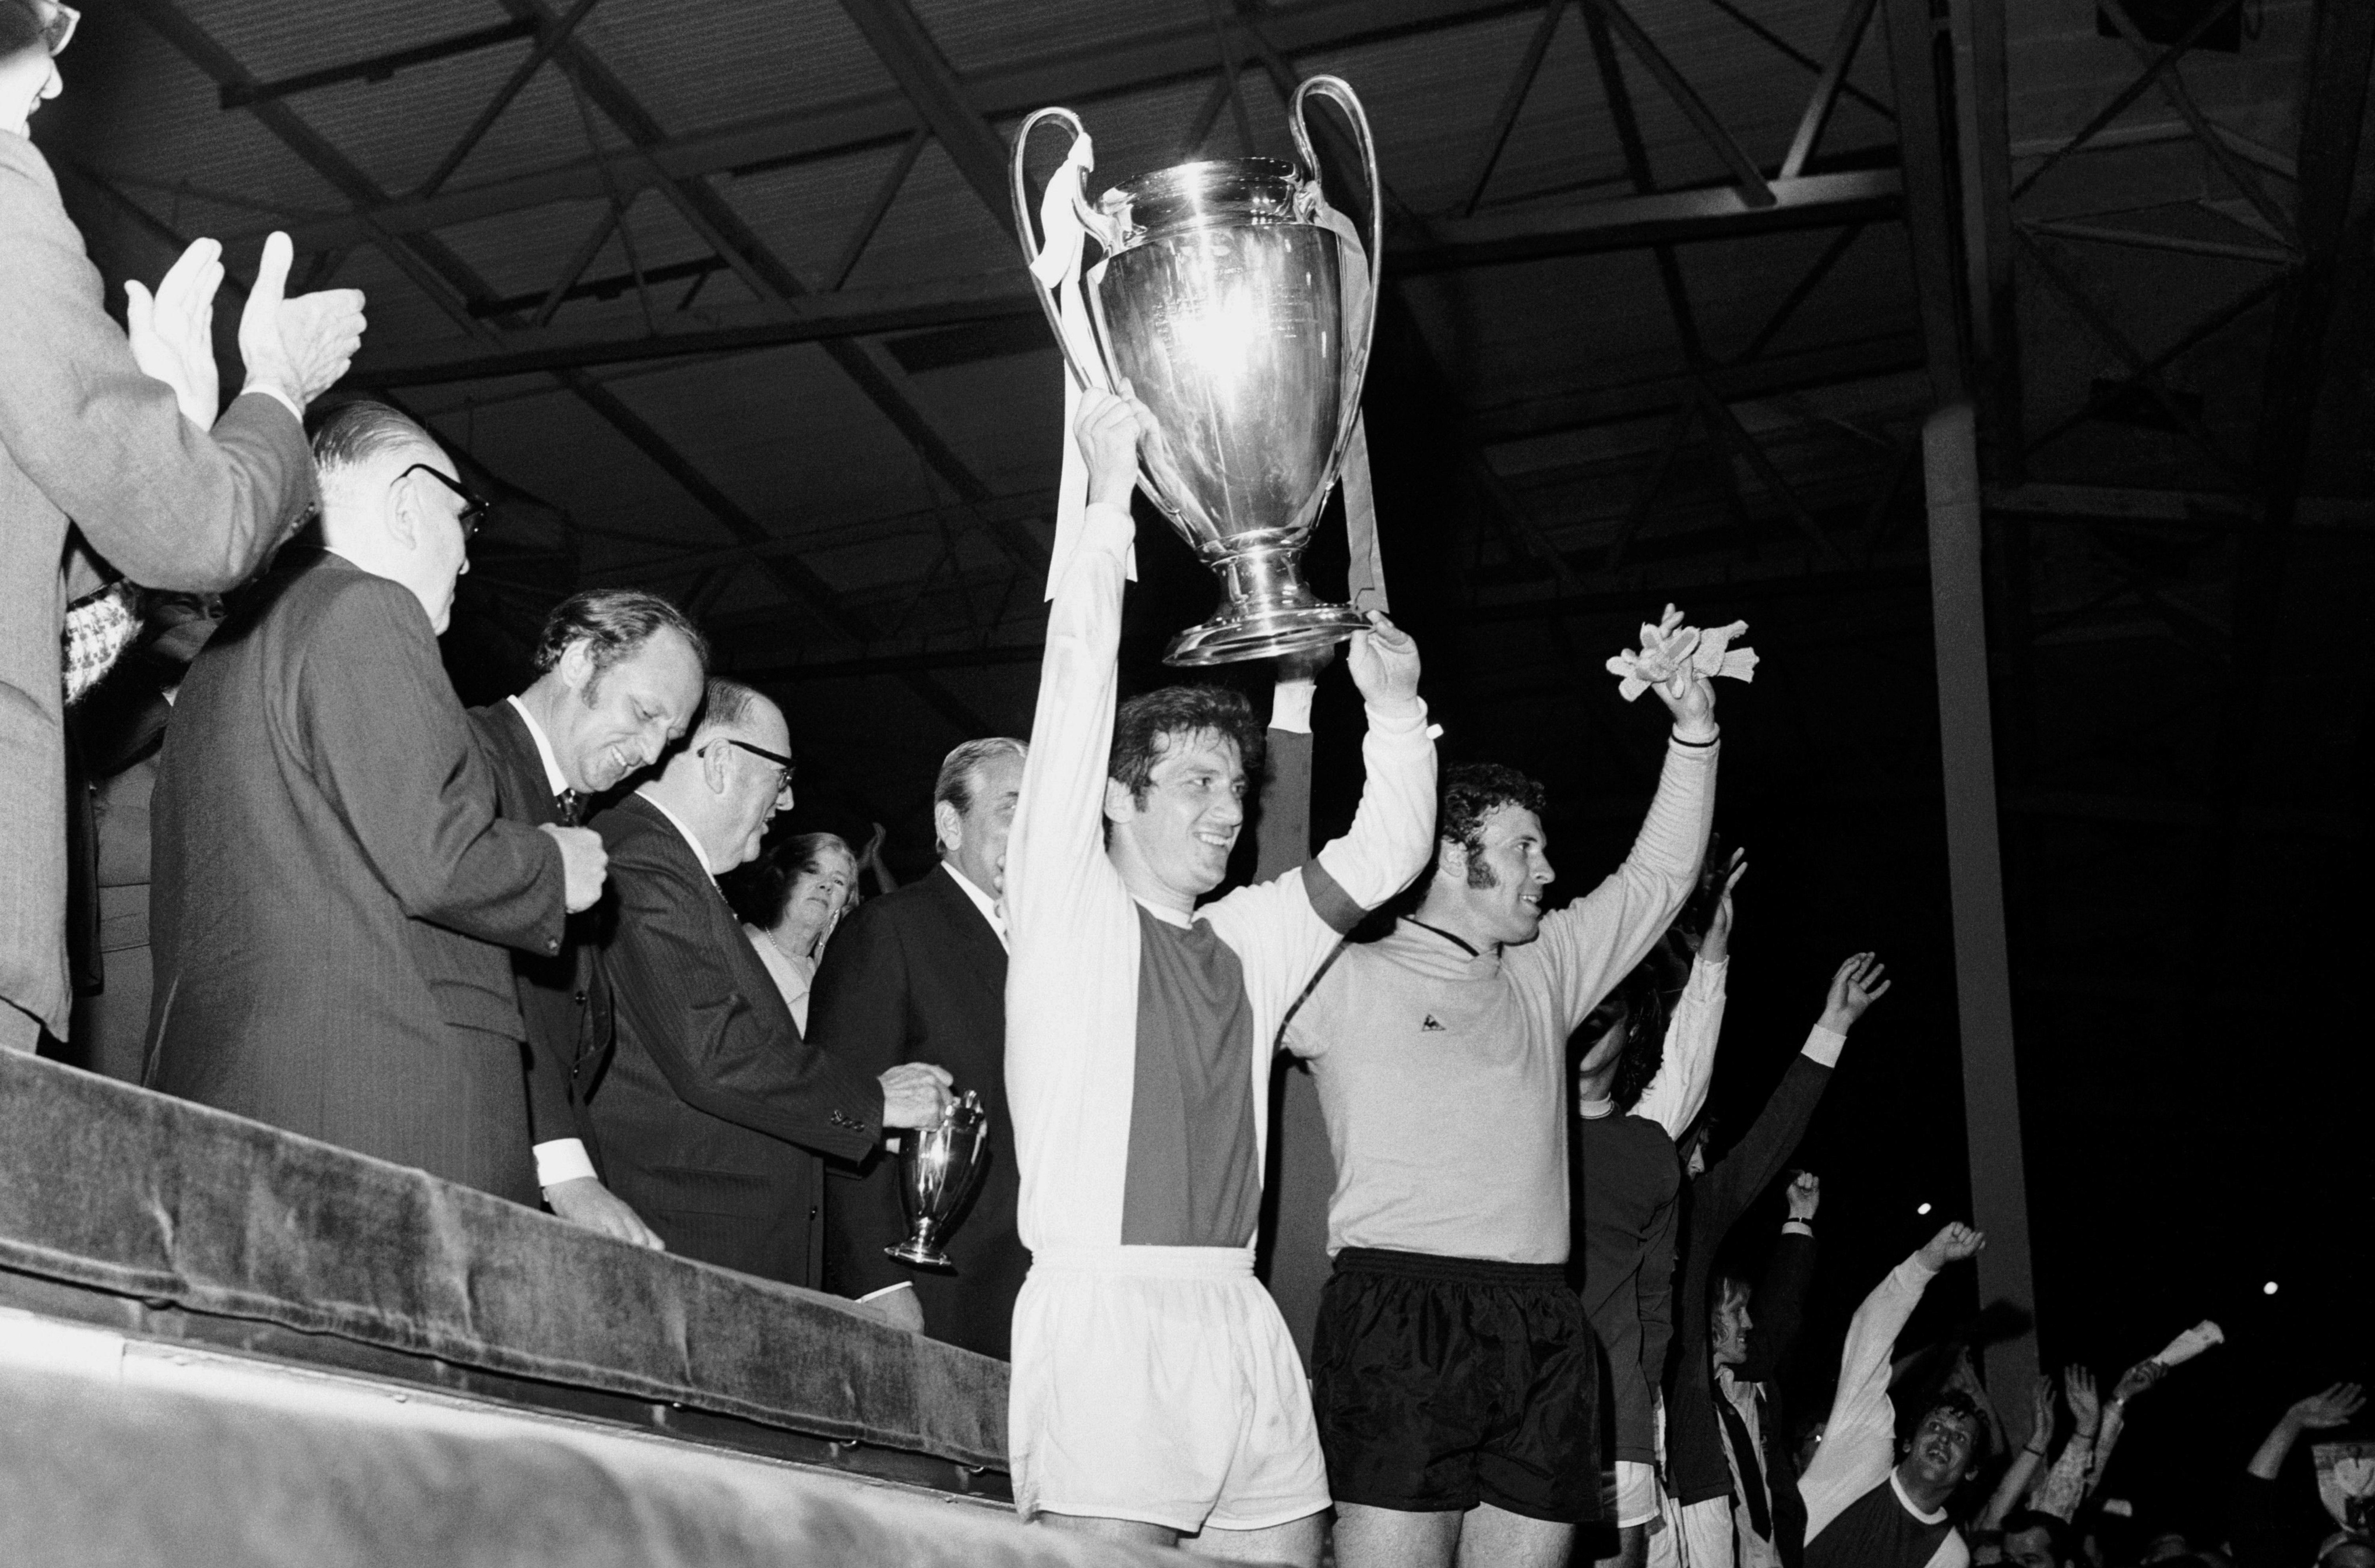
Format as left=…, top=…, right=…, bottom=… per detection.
left=1419, top=1013, right=1447, bottom=1033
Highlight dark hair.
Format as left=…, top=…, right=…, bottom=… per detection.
left=311, top=400, right=437, bottom=475
left=936, top=737, right=1027, bottom=815
left=2004, top=1511, right=2078, bottom=1567
left=724, top=831, right=855, bottom=931
left=1904, top=1388, right=1986, bottom=1464
left=533, top=589, right=709, bottom=688
left=1666, top=831, right=1731, bottom=945
left=1108, top=685, right=1264, bottom=806
left=1439, top=763, right=1546, bottom=872
left=1573, top=958, right=1671, bottom=1111
left=1, top=2, right=49, bottom=59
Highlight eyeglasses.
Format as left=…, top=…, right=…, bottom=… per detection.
left=704, top=737, right=794, bottom=798
left=395, top=463, right=490, bottom=540
left=36, top=3, right=77, bottom=56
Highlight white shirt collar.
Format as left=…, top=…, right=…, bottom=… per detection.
left=505, top=695, right=569, bottom=797
left=636, top=788, right=717, bottom=884
left=940, top=861, right=1007, bottom=948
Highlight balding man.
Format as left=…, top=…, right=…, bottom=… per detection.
left=584, top=680, right=952, bottom=1288
left=147, top=401, right=608, bottom=1203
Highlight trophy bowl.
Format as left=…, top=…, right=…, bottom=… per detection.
left=1013, top=77, right=1384, bottom=666
left=886, top=1090, right=989, bottom=1271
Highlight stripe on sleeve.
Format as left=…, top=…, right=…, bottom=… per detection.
left=1303, top=862, right=1366, bottom=936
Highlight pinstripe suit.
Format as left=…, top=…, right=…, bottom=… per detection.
left=584, top=793, right=883, bottom=1287
left=146, top=551, right=568, bottom=1203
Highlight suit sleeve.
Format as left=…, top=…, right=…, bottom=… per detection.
left=295, top=579, right=566, bottom=954
left=807, top=907, right=917, bottom=1296
left=1740, top=1226, right=1817, bottom=1386
left=1697, top=1052, right=1835, bottom=1249
left=0, top=139, right=312, bottom=589
left=603, top=822, right=882, bottom=1161
left=1532, top=736, right=1718, bottom=1034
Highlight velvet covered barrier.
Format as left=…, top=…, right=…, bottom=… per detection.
left=0, top=1048, right=1007, bottom=1472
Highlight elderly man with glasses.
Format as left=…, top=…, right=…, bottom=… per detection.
left=1, top=0, right=364, bottom=1056
left=582, top=678, right=954, bottom=1289
left=147, top=402, right=609, bottom=1206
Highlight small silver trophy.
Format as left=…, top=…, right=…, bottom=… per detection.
left=1012, top=76, right=1384, bottom=666
left=886, top=1089, right=989, bottom=1270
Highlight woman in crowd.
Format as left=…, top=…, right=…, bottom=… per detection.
left=728, top=831, right=859, bottom=1033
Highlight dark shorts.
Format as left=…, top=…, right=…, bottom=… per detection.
left=1310, top=1248, right=1601, bottom=1524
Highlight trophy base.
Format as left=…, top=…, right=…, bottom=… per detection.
left=885, top=1241, right=958, bottom=1271
left=1162, top=601, right=1371, bottom=667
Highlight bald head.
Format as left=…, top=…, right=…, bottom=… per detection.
left=643, top=680, right=794, bottom=873
left=312, top=401, right=477, bottom=634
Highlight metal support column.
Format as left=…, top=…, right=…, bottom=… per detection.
left=1921, top=401, right=2037, bottom=1398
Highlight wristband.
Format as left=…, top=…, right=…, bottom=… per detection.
left=1672, top=729, right=1719, bottom=749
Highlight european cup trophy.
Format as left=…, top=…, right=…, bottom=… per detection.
left=886, top=1089, right=990, bottom=1270
left=1012, top=76, right=1384, bottom=665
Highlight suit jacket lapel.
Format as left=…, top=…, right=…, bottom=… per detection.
left=924, top=864, right=1007, bottom=978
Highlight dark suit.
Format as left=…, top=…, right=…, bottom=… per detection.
left=1, top=134, right=313, bottom=1044
left=466, top=700, right=613, bottom=1157
left=813, top=864, right=1019, bottom=1358
left=585, top=794, right=885, bottom=1287
left=146, top=552, right=566, bottom=1203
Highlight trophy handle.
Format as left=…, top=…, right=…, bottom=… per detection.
left=1010, top=107, right=1113, bottom=396
left=1288, top=75, right=1384, bottom=488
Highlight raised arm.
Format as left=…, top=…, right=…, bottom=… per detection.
left=2028, top=1366, right=2101, bottom=1520
left=1534, top=661, right=1721, bottom=1031
left=1306, top=616, right=1434, bottom=915
left=1738, top=1174, right=1819, bottom=1383
left=1981, top=1377, right=2059, bottom=1529
left=1633, top=951, right=1726, bottom=1137
left=1003, top=392, right=1141, bottom=945
left=1802, top=1223, right=1983, bottom=1538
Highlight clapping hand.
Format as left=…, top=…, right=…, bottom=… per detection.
left=1818, top=952, right=1890, bottom=1033
left=127, top=237, right=225, bottom=428
left=2024, top=1373, right=2057, bottom=1453
left=237, top=231, right=367, bottom=410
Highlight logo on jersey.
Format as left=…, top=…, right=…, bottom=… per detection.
left=1419, top=1013, right=1447, bottom=1033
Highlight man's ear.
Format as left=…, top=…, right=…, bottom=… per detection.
left=1434, top=837, right=1467, bottom=884
left=1103, top=777, right=1137, bottom=826
left=386, top=472, right=421, bottom=551
left=699, top=739, right=731, bottom=797
left=556, top=638, right=595, bottom=696
left=933, top=799, right=963, bottom=854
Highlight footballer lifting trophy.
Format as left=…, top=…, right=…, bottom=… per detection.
left=886, top=1090, right=990, bottom=1270
left=1011, top=75, right=1383, bottom=665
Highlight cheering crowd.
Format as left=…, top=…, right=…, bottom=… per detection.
left=3, top=8, right=2363, bottom=1568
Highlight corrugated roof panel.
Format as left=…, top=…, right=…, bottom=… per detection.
left=712, top=141, right=923, bottom=293
left=915, top=0, right=1204, bottom=77
left=187, top=0, right=496, bottom=84
left=568, top=0, right=894, bottom=138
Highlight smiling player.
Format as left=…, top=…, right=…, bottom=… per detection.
left=1002, top=389, right=1436, bottom=1563
left=1800, top=1223, right=1991, bottom=1568
left=1282, top=661, right=1721, bottom=1568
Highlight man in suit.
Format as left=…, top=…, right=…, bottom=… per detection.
left=586, top=678, right=953, bottom=1287
left=147, top=403, right=610, bottom=1203
left=467, top=589, right=707, bottom=1247
left=1, top=0, right=364, bottom=1054
left=816, top=735, right=1026, bottom=1352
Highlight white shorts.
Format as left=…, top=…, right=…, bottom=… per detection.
left=1009, top=1245, right=1330, bottom=1534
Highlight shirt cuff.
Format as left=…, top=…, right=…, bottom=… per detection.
left=1271, top=679, right=1315, bottom=734
left=1365, top=692, right=1430, bottom=735
left=1802, top=1024, right=1848, bottom=1068
left=533, top=1138, right=598, bottom=1189
left=858, top=1282, right=916, bottom=1303
left=240, top=382, right=306, bottom=424
left=1782, top=1219, right=1815, bottom=1237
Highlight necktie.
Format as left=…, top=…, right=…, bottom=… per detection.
left=554, top=789, right=583, bottom=826
left=1717, top=1390, right=1773, bottom=1540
